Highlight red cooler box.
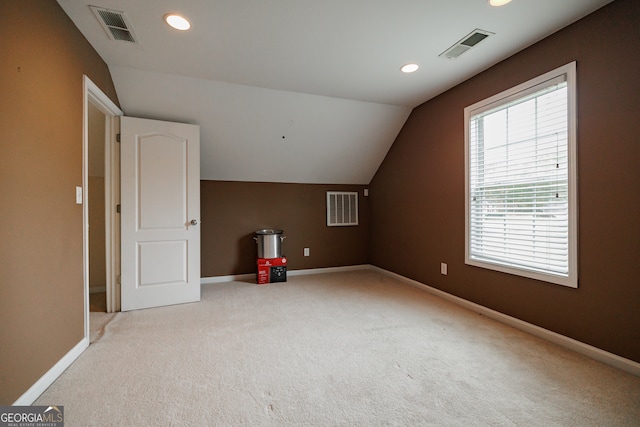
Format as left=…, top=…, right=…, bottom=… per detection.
left=257, top=257, right=287, bottom=284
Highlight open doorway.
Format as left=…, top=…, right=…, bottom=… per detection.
left=83, top=76, right=123, bottom=339
left=88, top=102, right=107, bottom=312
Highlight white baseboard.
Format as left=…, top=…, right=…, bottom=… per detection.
left=370, top=265, right=640, bottom=377
left=201, top=273, right=255, bottom=284
left=287, top=264, right=369, bottom=277
left=13, top=337, right=89, bottom=405
left=201, top=264, right=370, bottom=285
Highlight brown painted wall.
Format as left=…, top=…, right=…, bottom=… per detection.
left=88, top=176, right=106, bottom=290
left=0, top=2, right=119, bottom=404
left=370, top=0, right=640, bottom=363
left=201, top=181, right=369, bottom=277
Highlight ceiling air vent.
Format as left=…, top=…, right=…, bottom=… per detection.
left=439, top=29, right=494, bottom=59
left=90, top=6, right=139, bottom=43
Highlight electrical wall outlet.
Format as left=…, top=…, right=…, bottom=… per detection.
left=304, top=247, right=310, bottom=257
left=441, top=263, right=448, bottom=275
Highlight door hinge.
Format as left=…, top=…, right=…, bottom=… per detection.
left=116, top=204, right=121, bottom=213
left=117, top=274, right=121, bottom=285
left=116, top=133, right=121, bottom=143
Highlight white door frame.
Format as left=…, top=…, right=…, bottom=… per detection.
left=82, top=76, right=122, bottom=338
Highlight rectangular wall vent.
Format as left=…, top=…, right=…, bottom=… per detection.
left=327, top=192, right=359, bottom=227
left=90, top=6, right=139, bottom=43
left=440, top=29, right=494, bottom=59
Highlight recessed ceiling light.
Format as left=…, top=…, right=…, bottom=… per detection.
left=400, top=63, right=419, bottom=73
left=164, top=14, right=191, bottom=31
left=488, top=0, right=512, bottom=6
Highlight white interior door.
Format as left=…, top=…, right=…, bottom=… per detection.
left=120, top=117, right=200, bottom=311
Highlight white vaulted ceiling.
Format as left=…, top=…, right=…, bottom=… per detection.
left=57, top=0, right=613, bottom=184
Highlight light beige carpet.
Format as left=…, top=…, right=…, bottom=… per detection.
left=36, top=270, right=640, bottom=426
left=89, top=311, right=116, bottom=343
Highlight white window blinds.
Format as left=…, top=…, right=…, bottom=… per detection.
left=465, top=63, right=577, bottom=287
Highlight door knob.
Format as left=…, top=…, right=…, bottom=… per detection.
left=190, top=219, right=198, bottom=226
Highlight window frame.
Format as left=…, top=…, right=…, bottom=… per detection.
left=464, top=62, right=578, bottom=288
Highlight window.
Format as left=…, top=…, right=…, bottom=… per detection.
left=464, top=62, right=577, bottom=288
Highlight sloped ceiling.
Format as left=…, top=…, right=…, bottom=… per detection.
left=57, top=0, right=613, bottom=184
left=109, top=66, right=410, bottom=183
